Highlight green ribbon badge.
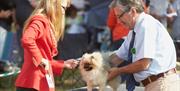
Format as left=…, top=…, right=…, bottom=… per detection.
left=131, top=48, right=136, bottom=54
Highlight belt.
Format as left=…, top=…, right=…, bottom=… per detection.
left=141, top=68, right=177, bottom=86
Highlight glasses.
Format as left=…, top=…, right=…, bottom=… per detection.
left=117, top=10, right=126, bottom=19
left=115, top=6, right=130, bottom=19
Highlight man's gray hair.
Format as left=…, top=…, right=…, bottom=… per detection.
left=109, top=0, right=144, bottom=13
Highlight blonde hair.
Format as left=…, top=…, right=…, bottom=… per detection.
left=23, top=0, right=65, bottom=41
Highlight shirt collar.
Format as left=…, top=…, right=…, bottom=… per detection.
left=133, top=12, right=146, bottom=33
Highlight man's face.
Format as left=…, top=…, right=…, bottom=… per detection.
left=114, top=4, right=134, bottom=29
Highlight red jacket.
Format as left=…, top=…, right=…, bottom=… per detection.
left=107, top=9, right=129, bottom=41
left=15, top=15, right=64, bottom=91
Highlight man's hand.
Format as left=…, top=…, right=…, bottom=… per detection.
left=108, top=67, right=121, bottom=81
left=64, top=59, right=79, bottom=69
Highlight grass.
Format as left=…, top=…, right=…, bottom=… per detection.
left=0, top=62, right=180, bottom=91
left=0, top=69, right=85, bottom=91
left=176, top=62, right=180, bottom=73
left=0, top=74, right=17, bottom=91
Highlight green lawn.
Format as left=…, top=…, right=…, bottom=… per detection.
left=1, top=62, right=180, bottom=91
left=0, top=69, right=85, bottom=91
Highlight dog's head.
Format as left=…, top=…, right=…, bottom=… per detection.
left=79, top=52, right=103, bottom=71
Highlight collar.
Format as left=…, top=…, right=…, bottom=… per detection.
left=133, top=12, right=146, bottom=33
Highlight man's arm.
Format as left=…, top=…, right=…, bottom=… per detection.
left=110, top=53, right=124, bottom=67
left=108, top=58, right=151, bottom=80
left=119, top=58, right=151, bottom=73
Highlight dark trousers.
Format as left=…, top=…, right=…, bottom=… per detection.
left=174, top=41, right=180, bottom=62
left=16, top=87, right=37, bottom=91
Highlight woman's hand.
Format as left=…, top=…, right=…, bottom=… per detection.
left=39, top=58, right=49, bottom=70
left=64, top=59, right=79, bottom=69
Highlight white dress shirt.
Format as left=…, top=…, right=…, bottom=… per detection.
left=116, top=12, right=177, bottom=82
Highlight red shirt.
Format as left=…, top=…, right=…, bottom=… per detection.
left=15, top=15, right=64, bottom=91
left=107, top=9, right=129, bottom=41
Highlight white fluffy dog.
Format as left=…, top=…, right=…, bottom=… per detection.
left=79, top=52, right=121, bottom=91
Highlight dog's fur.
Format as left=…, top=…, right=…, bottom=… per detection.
left=79, top=52, right=121, bottom=91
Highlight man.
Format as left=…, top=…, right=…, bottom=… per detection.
left=108, top=0, right=180, bottom=91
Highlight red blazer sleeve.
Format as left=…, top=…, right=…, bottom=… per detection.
left=21, top=20, right=45, bottom=67
left=50, top=60, right=64, bottom=76
left=107, top=9, right=117, bottom=31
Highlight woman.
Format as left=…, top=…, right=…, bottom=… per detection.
left=15, top=0, right=78, bottom=91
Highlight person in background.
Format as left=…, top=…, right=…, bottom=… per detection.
left=169, top=0, right=180, bottom=61
left=15, top=0, right=78, bottom=91
left=149, top=0, right=173, bottom=28
left=0, top=0, right=15, bottom=31
left=142, top=0, right=150, bottom=13
left=108, top=0, right=180, bottom=91
left=13, top=0, right=38, bottom=66
left=107, top=1, right=129, bottom=51
left=14, top=0, right=40, bottom=30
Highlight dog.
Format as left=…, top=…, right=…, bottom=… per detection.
left=79, top=52, right=121, bottom=91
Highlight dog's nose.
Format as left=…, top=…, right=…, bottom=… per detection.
left=84, top=63, right=93, bottom=71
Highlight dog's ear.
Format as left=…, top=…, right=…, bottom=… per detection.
left=83, top=53, right=88, bottom=57
left=90, top=56, right=95, bottom=62
left=91, top=52, right=102, bottom=60
left=90, top=54, right=99, bottom=64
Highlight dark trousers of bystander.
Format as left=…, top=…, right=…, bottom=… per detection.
left=16, top=87, right=37, bottom=91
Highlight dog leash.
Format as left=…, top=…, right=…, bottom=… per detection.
left=75, top=57, right=81, bottom=69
